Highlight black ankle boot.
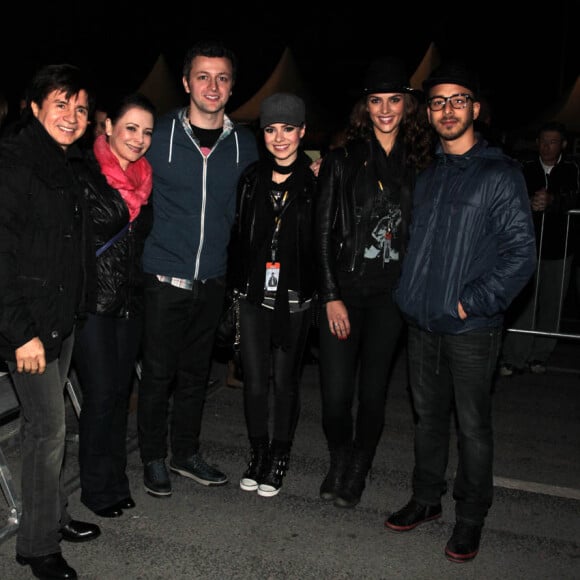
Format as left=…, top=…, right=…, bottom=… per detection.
left=257, top=439, right=290, bottom=498
left=319, top=443, right=351, bottom=501
left=334, top=448, right=374, bottom=508
left=239, top=436, right=270, bottom=491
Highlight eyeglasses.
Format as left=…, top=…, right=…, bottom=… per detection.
left=427, top=93, right=473, bottom=111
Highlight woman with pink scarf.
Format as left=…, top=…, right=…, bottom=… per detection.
left=72, top=93, right=155, bottom=518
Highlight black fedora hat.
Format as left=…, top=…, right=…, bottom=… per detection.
left=363, top=56, right=420, bottom=98
left=422, top=60, right=480, bottom=99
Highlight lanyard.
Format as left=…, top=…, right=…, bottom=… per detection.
left=270, top=191, right=290, bottom=262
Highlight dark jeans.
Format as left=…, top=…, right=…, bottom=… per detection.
left=137, top=274, right=225, bottom=462
left=72, top=313, right=142, bottom=511
left=318, top=291, right=403, bottom=452
left=8, top=332, right=75, bottom=558
left=407, top=325, right=502, bottom=526
left=239, top=300, right=311, bottom=444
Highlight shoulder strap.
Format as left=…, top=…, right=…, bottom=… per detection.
left=96, top=222, right=130, bottom=258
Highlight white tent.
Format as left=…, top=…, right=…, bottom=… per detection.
left=229, top=47, right=308, bottom=123
left=510, top=75, right=580, bottom=157
left=537, top=76, right=580, bottom=134
left=138, top=54, right=184, bottom=115
left=410, top=42, right=440, bottom=90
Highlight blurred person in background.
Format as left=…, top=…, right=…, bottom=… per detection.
left=499, top=121, right=580, bottom=377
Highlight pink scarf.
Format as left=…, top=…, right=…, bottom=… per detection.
left=93, top=134, right=153, bottom=221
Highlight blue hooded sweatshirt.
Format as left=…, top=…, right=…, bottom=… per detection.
left=143, top=108, right=258, bottom=281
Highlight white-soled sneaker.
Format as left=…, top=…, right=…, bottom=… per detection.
left=257, top=481, right=281, bottom=497
left=528, top=360, right=547, bottom=374
left=240, top=475, right=259, bottom=492
left=257, top=451, right=289, bottom=498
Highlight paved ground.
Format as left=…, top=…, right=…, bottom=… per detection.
left=1, top=339, right=579, bottom=579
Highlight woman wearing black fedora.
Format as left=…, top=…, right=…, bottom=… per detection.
left=315, top=56, right=433, bottom=508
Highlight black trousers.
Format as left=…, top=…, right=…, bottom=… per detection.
left=318, top=290, right=403, bottom=451
left=73, top=313, right=141, bottom=511
left=137, top=274, right=225, bottom=462
left=239, top=299, right=311, bottom=444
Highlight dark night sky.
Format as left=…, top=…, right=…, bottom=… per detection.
left=2, top=3, right=578, bottom=137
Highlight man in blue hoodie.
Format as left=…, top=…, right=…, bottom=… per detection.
left=384, top=62, right=536, bottom=563
left=138, top=40, right=258, bottom=497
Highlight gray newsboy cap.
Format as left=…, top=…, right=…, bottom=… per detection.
left=260, top=92, right=305, bottom=128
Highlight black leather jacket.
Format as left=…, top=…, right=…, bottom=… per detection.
left=229, top=151, right=317, bottom=303
left=316, top=138, right=414, bottom=303
left=76, top=152, right=153, bottom=318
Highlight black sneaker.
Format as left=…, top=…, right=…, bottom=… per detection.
left=170, top=453, right=228, bottom=486
left=240, top=439, right=270, bottom=492
left=257, top=452, right=289, bottom=498
left=384, top=499, right=442, bottom=531
left=445, top=521, right=483, bottom=563
left=144, top=459, right=172, bottom=497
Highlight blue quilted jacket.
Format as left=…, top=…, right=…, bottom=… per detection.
left=394, top=139, right=537, bottom=335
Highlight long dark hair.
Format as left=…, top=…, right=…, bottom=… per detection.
left=346, top=93, right=434, bottom=171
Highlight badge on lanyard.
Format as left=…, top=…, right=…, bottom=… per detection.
left=265, top=261, right=280, bottom=291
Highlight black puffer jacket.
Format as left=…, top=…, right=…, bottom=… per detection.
left=0, top=117, right=94, bottom=362
left=76, top=151, right=153, bottom=318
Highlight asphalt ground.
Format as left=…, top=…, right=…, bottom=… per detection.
left=0, top=338, right=579, bottom=579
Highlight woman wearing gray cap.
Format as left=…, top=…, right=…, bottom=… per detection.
left=315, top=57, right=433, bottom=508
left=229, top=92, right=317, bottom=497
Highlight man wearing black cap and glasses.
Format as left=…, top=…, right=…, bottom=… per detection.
left=384, top=61, right=536, bottom=563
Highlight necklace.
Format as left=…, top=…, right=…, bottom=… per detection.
left=270, top=188, right=288, bottom=214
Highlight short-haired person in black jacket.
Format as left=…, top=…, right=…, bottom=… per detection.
left=230, top=92, right=317, bottom=497
left=385, top=62, right=537, bottom=563
left=72, top=93, right=156, bottom=520
left=315, top=57, right=433, bottom=509
left=0, top=64, right=101, bottom=580
left=499, top=121, right=580, bottom=376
